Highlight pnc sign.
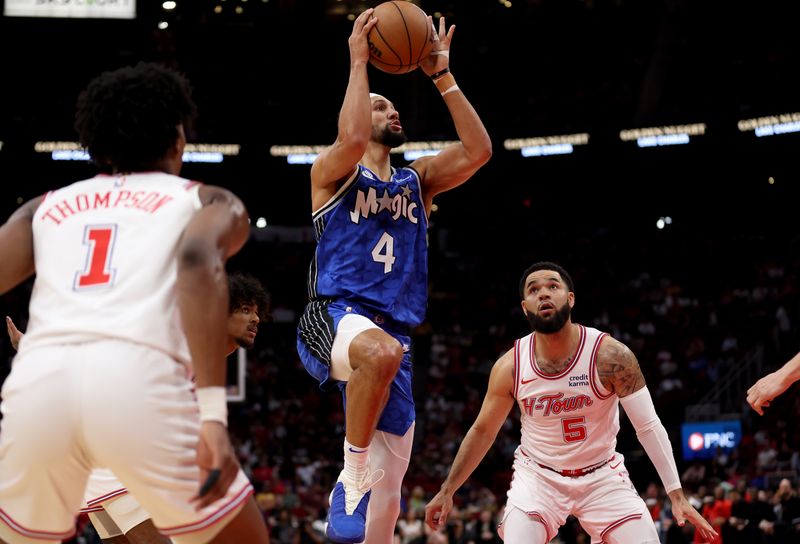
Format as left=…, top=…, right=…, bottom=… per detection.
left=681, top=420, right=742, bottom=461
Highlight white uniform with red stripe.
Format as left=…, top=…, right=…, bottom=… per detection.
left=500, top=325, right=656, bottom=544
left=21, top=173, right=197, bottom=364
left=0, top=173, right=252, bottom=544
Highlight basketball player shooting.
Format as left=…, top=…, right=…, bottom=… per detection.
left=296, top=7, right=491, bottom=544
left=425, top=263, right=718, bottom=544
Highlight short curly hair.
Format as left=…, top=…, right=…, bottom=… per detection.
left=74, top=62, right=197, bottom=172
left=518, top=261, right=574, bottom=299
left=228, top=272, right=271, bottom=322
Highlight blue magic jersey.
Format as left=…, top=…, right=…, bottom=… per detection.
left=307, top=164, right=428, bottom=327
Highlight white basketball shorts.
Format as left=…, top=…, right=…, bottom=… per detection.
left=501, top=447, right=655, bottom=543
left=0, top=340, right=252, bottom=544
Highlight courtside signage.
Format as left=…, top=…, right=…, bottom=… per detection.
left=681, top=419, right=741, bottom=461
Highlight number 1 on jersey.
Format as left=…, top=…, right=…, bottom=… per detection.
left=371, top=232, right=396, bottom=274
left=75, top=225, right=118, bottom=289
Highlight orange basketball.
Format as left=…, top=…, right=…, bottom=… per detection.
left=368, top=1, right=435, bottom=74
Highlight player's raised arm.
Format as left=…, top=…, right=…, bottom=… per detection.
left=597, top=336, right=718, bottom=541
left=0, top=197, right=42, bottom=294
left=177, top=184, right=249, bottom=508
left=411, top=16, right=492, bottom=213
left=425, top=350, right=515, bottom=531
left=310, top=8, right=378, bottom=210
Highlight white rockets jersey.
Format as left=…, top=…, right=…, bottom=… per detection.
left=514, top=325, right=619, bottom=470
left=20, top=173, right=203, bottom=367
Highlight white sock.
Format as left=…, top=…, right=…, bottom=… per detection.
left=343, top=438, right=370, bottom=485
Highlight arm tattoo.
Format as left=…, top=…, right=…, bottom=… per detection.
left=596, top=338, right=646, bottom=397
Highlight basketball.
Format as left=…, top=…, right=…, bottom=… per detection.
left=368, top=1, right=435, bottom=74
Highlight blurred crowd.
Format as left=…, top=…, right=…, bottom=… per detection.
left=2, top=217, right=799, bottom=543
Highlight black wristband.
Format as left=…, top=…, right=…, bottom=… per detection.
left=430, top=67, right=450, bottom=80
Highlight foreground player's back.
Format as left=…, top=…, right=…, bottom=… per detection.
left=22, top=172, right=201, bottom=365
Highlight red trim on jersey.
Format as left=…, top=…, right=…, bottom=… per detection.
left=0, top=508, right=76, bottom=540
left=159, top=484, right=253, bottom=535
left=589, top=333, right=613, bottom=399
left=84, top=488, right=128, bottom=508
left=80, top=506, right=105, bottom=513
left=41, top=190, right=53, bottom=204
left=600, top=513, right=642, bottom=541
left=513, top=339, right=521, bottom=400
left=530, top=325, right=586, bottom=379
left=184, top=181, right=202, bottom=191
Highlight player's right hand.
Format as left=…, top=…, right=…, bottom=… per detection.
left=746, top=371, right=790, bottom=415
left=669, top=490, right=719, bottom=543
left=191, top=420, right=239, bottom=510
left=424, top=490, right=454, bottom=531
left=6, top=316, right=22, bottom=351
left=349, top=8, right=378, bottom=65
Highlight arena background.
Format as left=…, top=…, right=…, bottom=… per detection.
left=1, top=1, right=800, bottom=542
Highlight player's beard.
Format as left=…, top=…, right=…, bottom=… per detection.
left=235, top=335, right=255, bottom=349
left=525, top=301, right=571, bottom=334
left=375, top=124, right=407, bottom=148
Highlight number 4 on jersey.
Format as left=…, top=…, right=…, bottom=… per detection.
left=371, top=232, right=396, bottom=274
left=74, top=225, right=118, bottom=289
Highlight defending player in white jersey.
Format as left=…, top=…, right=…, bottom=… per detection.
left=0, top=62, right=269, bottom=544
left=4, top=272, right=269, bottom=544
left=425, top=262, right=717, bottom=544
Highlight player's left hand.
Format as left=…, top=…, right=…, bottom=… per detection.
left=191, top=420, right=239, bottom=510
left=669, top=490, right=719, bottom=543
left=424, top=490, right=454, bottom=531
left=420, top=16, right=454, bottom=76
left=746, top=371, right=790, bottom=415
left=6, top=316, right=23, bottom=351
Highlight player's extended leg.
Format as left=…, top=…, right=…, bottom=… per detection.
left=123, top=520, right=170, bottom=544
left=208, top=498, right=270, bottom=543
left=90, top=494, right=169, bottom=544
left=341, top=327, right=403, bottom=447
left=599, top=507, right=659, bottom=544
left=364, top=425, right=414, bottom=544
left=88, top=510, right=128, bottom=543
left=498, top=506, right=550, bottom=544
left=326, top=315, right=403, bottom=544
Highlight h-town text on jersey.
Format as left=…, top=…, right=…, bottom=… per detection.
left=522, top=392, right=594, bottom=417
left=40, top=190, right=175, bottom=226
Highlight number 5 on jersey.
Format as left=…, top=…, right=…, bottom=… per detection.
left=562, top=416, right=587, bottom=443
left=74, top=225, right=118, bottom=289
left=371, top=232, right=396, bottom=274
